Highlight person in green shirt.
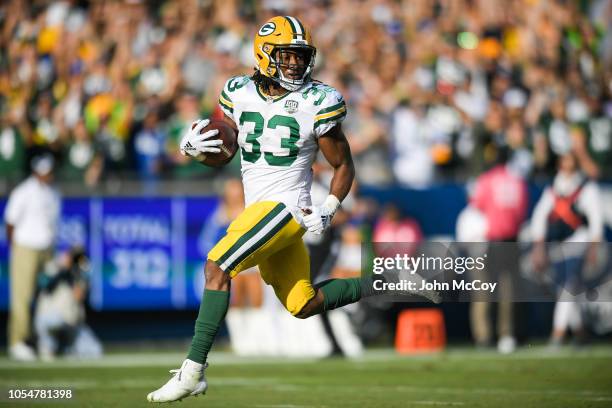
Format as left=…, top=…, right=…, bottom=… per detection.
left=0, top=118, right=27, bottom=182
left=59, top=120, right=103, bottom=187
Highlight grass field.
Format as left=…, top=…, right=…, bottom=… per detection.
left=1, top=346, right=612, bottom=407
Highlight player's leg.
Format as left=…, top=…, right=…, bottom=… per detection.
left=148, top=201, right=300, bottom=403
left=260, top=239, right=439, bottom=319
left=297, top=278, right=363, bottom=318
left=186, top=259, right=230, bottom=364
left=186, top=202, right=302, bottom=359
left=259, top=240, right=315, bottom=316
left=147, top=258, right=227, bottom=403
left=259, top=240, right=362, bottom=319
left=191, top=201, right=302, bottom=355
left=302, top=271, right=441, bottom=316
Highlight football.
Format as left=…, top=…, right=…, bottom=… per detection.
left=192, top=120, right=238, bottom=167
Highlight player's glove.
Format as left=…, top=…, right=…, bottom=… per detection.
left=180, top=119, right=223, bottom=157
left=302, top=195, right=341, bottom=235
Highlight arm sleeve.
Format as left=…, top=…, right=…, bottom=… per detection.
left=313, top=88, right=347, bottom=138
left=578, top=182, right=604, bottom=241
left=530, top=187, right=554, bottom=241
left=4, top=186, right=24, bottom=225
left=218, top=80, right=236, bottom=123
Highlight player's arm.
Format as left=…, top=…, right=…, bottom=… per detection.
left=4, top=189, right=24, bottom=246
left=318, top=123, right=355, bottom=202
left=5, top=224, right=13, bottom=245
left=303, top=124, right=354, bottom=235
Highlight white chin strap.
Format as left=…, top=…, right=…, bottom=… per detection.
left=276, top=65, right=313, bottom=91
left=277, top=73, right=305, bottom=91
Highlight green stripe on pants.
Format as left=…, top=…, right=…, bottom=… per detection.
left=215, top=203, right=286, bottom=268
left=226, top=212, right=293, bottom=271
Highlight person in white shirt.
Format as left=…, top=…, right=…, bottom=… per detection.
left=531, top=151, right=603, bottom=347
left=4, top=153, right=61, bottom=361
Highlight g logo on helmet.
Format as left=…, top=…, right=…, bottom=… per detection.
left=258, top=22, right=276, bottom=36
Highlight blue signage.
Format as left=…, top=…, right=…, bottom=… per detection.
left=0, top=197, right=218, bottom=310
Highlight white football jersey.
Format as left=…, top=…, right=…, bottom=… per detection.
left=218, top=75, right=346, bottom=213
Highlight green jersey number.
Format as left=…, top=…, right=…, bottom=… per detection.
left=227, top=76, right=249, bottom=92
left=239, top=112, right=300, bottom=166
left=239, top=112, right=263, bottom=163
left=302, top=85, right=335, bottom=106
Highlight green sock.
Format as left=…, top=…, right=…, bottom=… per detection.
left=315, top=278, right=362, bottom=311
left=187, top=289, right=229, bottom=364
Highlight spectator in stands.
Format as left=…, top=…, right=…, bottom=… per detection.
left=1, top=0, right=609, bottom=187
left=59, top=120, right=103, bottom=187
left=4, top=153, right=61, bottom=361
left=585, top=99, right=612, bottom=180
left=0, top=113, right=27, bottom=183
left=390, top=100, right=435, bottom=188
left=133, top=109, right=166, bottom=185
left=373, top=204, right=423, bottom=259
left=345, top=100, right=392, bottom=186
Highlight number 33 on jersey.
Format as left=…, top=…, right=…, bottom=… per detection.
left=217, top=75, right=347, bottom=209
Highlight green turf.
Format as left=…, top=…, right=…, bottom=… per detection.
left=1, top=347, right=612, bottom=407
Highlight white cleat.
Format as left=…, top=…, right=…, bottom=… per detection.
left=8, top=342, right=37, bottom=362
left=497, top=336, right=517, bottom=354
left=147, top=360, right=208, bottom=403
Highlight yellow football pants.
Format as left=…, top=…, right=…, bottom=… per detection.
left=208, top=201, right=316, bottom=316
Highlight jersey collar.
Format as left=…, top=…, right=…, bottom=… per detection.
left=255, top=84, right=295, bottom=103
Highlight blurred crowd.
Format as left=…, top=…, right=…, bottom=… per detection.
left=0, top=0, right=611, bottom=188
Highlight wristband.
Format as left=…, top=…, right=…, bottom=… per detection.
left=322, top=194, right=341, bottom=214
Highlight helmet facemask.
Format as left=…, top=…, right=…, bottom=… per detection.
left=269, top=45, right=316, bottom=91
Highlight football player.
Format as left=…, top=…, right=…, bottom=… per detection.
left=148, top=16, right=435, bottom=403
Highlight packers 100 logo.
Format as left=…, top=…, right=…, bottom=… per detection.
left=258, top=22, right=276, bottom=36
left=284, top=100, right=299, bottom=114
